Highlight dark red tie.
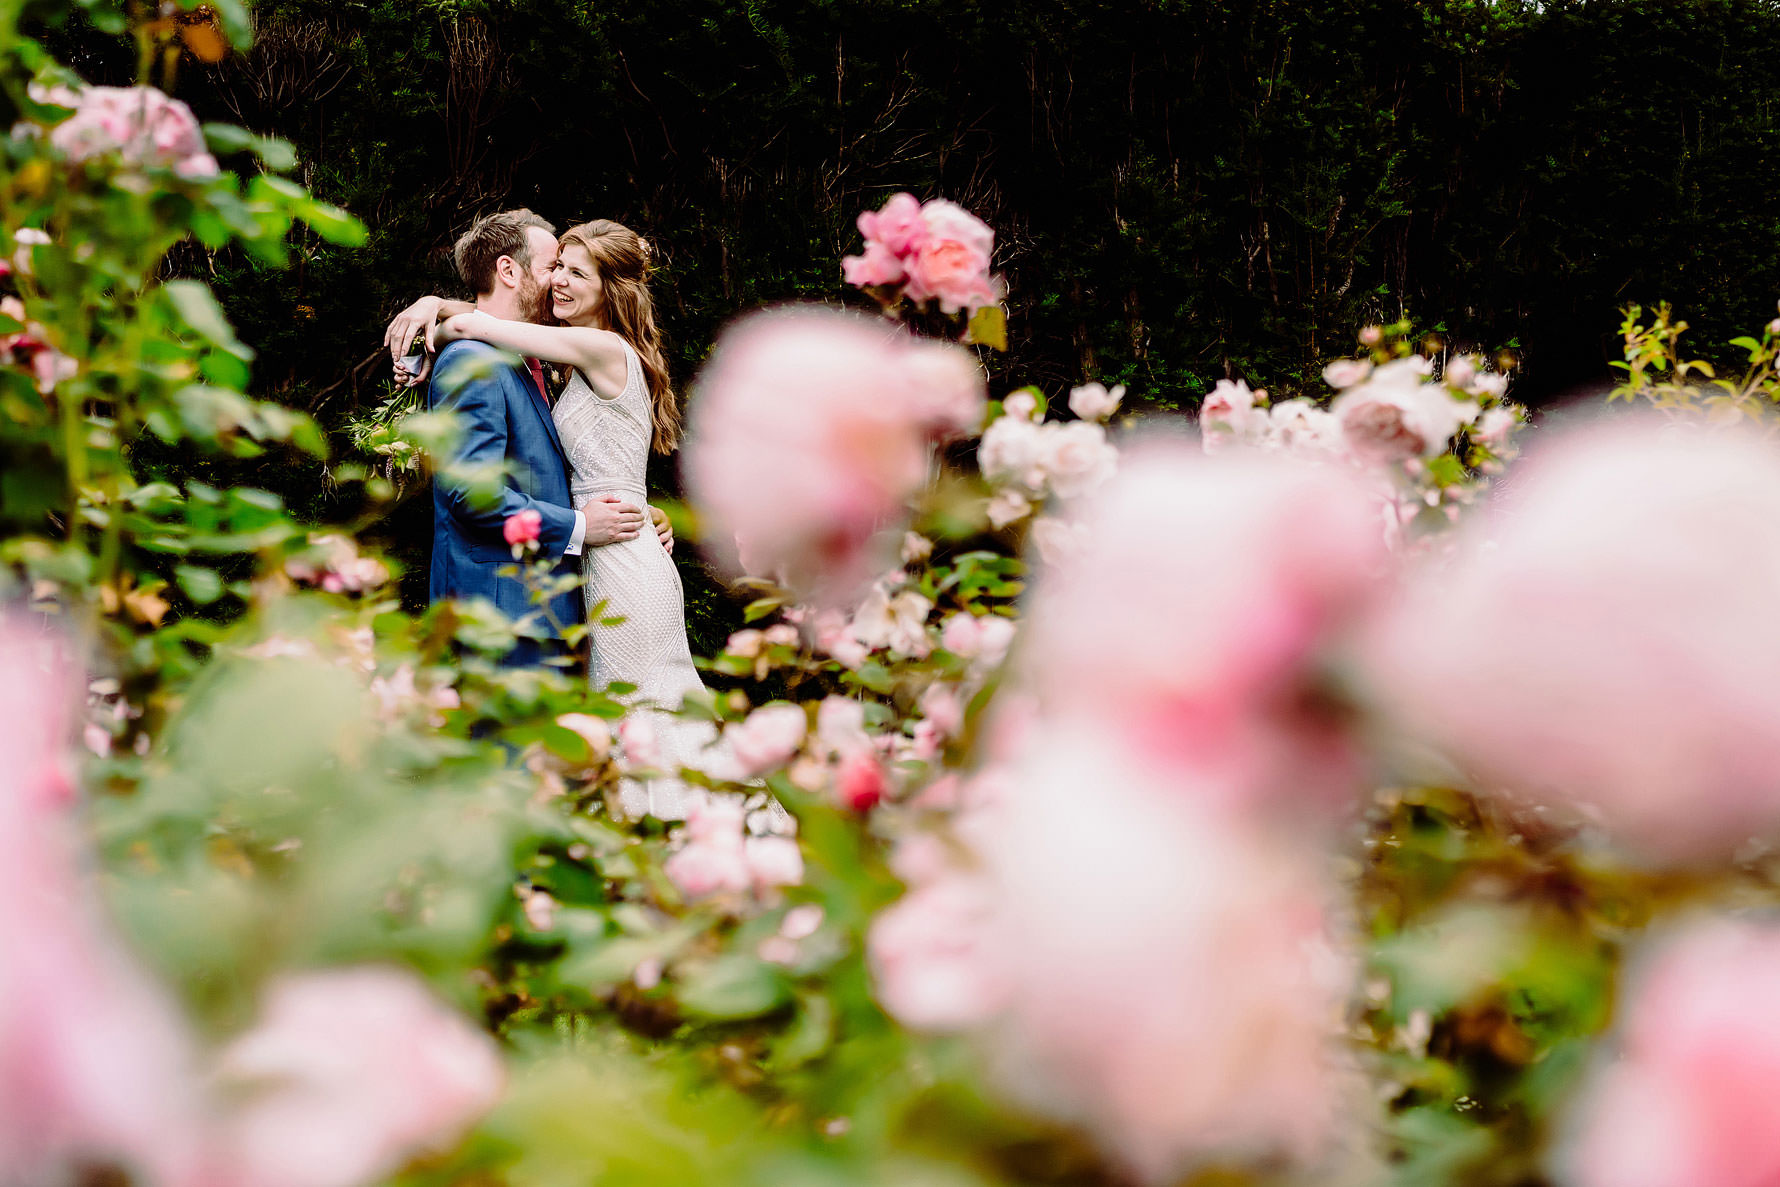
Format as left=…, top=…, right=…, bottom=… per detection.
left=526, top=357, right=549, bottom=405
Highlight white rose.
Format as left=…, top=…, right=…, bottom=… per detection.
left=1039, top=421, right=1117, bottom=500
left=979, top=413, right=1047, bottom=490
left=1068, top=381, right=1124, bottom=421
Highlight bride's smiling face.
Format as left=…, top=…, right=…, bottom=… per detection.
left=550, top=243, right=604, bottom=327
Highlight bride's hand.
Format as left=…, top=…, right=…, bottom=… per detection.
left=384, top=295, right=446, bottom=362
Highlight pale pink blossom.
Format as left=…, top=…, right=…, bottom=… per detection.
left=870, top=736, right=1348, bottom=1180
left=919, top=683, right=965, bottom=738
left=1472, top=405, right=1520, bottom=450
left=1331, top=363, right=1471, bottom=463
left=901, top=531, right=933, bottom=565
left=1068, top=381, right=1125, bottom=421
left=760, top=623, right=800, bottom=648
left=617, top=714, right=661, bottom=772
left=555, top=713, right=613, bottom=760
left=1266, top=398, right=1342, bottom=456
left=1039, top=420, right=1118, bottom=500
left=214, top=967, right=503, bottom=1187
left=743, top=836, right=804, bottom=892
left=726, top=703, right=808, bottom=777
left=686, top=307, right=985, bottom=601
left=986, top=488, right=1034, bottom=529
left=1358, top=325, right=1383, bottom=347
left=285, top=534, right=390, bottom=594
left=979, top=412, right=1048, bottom=492
left=1366, top=419, right=1780, bottom=864
left=1559, top=919, right=1780, bottom=1187
left=665, top=802, right=753, bottom=899
left=1198, top=379, right=1268, bottom=448
left=850, top=584, right=933, bottom=658
left=724, top=628, right=764, bottom=658
left=1028, top=515, right=1088, bottom=566
left=1002, top=390, right=1040, bottom=421
left=869, top=874, right=1006, bottom=1031
left=1443, top=355, right=1477, bottom=390
left=1019, top=441, right=1385, bottom=821
left=815, top=696, right=871, bottom=757
left=903, top=199, right=999, bottom=314
left=940, top=612, right=1016, bottom=668
left=47, top=85, right=218, bottom=178
left=1469, top=371, right=1510, bottom=399
left=0, top=623, right=211, bottom=1186
left=810, top=607, right=869, bottom=669
left=1322, top=358, right=1372, bottom=389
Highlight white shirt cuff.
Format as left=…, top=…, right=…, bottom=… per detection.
left=565, top=509, right=587, bottom=556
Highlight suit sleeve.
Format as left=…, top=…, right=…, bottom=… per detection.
left=428, top=344, right=577, bottom=554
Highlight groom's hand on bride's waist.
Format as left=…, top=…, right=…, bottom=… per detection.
left=579, top=495, right=646, bottom=546
left=649, top=506, right=674, bottom=554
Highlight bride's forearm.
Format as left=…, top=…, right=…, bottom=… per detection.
left=434, top=298, right=473, bottom=321
left=449, top=312, right=610, bottom=372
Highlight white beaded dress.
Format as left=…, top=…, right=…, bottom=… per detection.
left=553, top=344, right=711, bottom=819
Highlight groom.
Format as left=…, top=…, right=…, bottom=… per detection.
left=422, top=209, right=658, bottom=667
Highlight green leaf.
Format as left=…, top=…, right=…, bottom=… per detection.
left=163, top=281, right=254, bottom=361
left=742, top=596, right=784, bottom=623
left=297, top=197, right=368, bottom=247
left=677, top=955, right=791, bottom=1020
left=201, top=123, right=297, bottom=172
left=175, top=564, right=224, bottom=604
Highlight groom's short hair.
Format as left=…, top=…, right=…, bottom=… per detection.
left=453, top=209, right=557, bottom=295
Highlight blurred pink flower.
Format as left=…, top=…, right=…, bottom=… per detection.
left=834, top=749, right=888, bottom=813
left=985, top=488, right=1033, bottom=529
left=617, top=715, right=661, bottom=772
left=869, top=874, right=1006, bottom=1031
left=1331, top=358, right=1471, bottom=464
left=840, top=240, right=906, bottom=288
left=940, top=611, right=1016, bottom=668
left=903, top=199, right=999, bottom=314
left=1560, top=919, right=1780, bottom=1187
left=214, top=967, right=505, bottom=1187
left=849, top=584, right=933, bottom=658
left=726, top=703, right=807, bottom=777
left=856, top=191, right=927, bottom=256
left=1366, top=420, right=1780, bottom=863
left=665, top=801, right=753, bottom=899
left=744, top=836, right=804, bottom=893
left=1020, top=442, right=1384, bottom=820
left=1039, top=421, right=1118, bottom=500
left=502, top=508, right=542, bottom=547
left=1321, top=358, right=1372, bottom=389
left=815, top=696, right=871, bottom=758
left=686, top=306, right=985, bottom=601
left=1198, top=379, right=1267, bottom=450
left=0, top=623, right=210, bottom=1185
left=872, top=736, right=1349, bottom=1181
left=48, top=85, right=218, bottom=178
left=1068, top=381, right=1125, bottom=422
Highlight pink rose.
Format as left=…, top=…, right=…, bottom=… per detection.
left=1321, top=358, right=1372, bottom=389
left=1365, top=419, right=1780, bottom=864
left=902, top=199, right=998, bottom=314
left=841, top=239, right=906, bottom=288
left=856, top=191, right=927, bottom=256
left=815, top=695, right=871, bottom=757
left=1038, top=420, right=1118, bottom=500
left=617, top=714, right=661, bottom=772
left=1068, top=381, right=1125, bottom=421
left=940, top=612, right=1016, bottom=668
left=1198, top=379, right=1267, bottom=449
left=834, top=749, right=888, bottom=812
left=744, top=835, right=804, bottom=892
left=849, top=584, right=933, bottom=658
left=1560, top=919, right=1780, bottom=1187
left=686, top=307, right=986, bottom=602
left=868, top=875, right=1006, bottom=1031
left=725, top=703, right=807, bottom=777
left=214, top=967, right=505, bottom=1187
left=1019, top=440, right=1385, bottom=823
left=48, top=85, right=217, bottom=177
left=502, top=509, right=542, bottom=547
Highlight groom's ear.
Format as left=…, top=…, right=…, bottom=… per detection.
left=492, top=253, right=520, bottom=290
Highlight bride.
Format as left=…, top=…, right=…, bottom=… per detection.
left=390, top=219, right=712, bottom=820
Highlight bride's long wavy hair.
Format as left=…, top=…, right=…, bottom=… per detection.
left=558, top=219, right=681, bottom=454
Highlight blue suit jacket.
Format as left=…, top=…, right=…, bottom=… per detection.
left=427, top=339, right=583, bottom=665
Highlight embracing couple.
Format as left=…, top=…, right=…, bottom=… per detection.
left=384, top=209, right=704, bottom=819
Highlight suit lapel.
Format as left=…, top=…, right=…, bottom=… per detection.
left=517, top=363, right=567, bottom=461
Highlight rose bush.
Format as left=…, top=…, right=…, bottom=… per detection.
left=17, top=5, right=1780, bottom=1185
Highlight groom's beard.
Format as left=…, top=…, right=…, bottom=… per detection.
left=518, top=274, right=553, bottom=325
